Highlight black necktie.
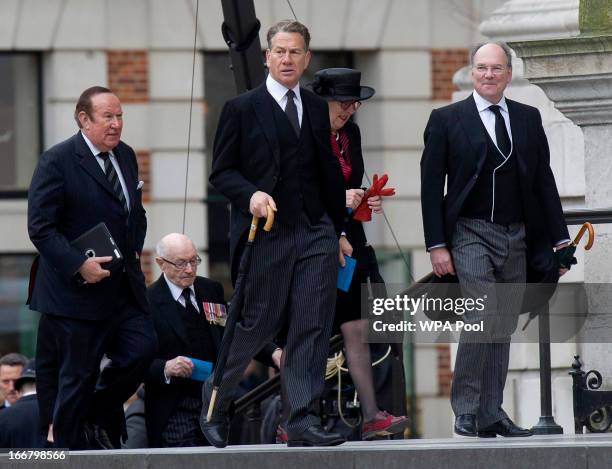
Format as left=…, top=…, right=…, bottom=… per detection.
left=488, top=105, right=511, bottom=157
left=181, top=288, right=199, bottom=317
left=98, top=152, right=129, bottom=213
left=284, top=89, right=300, bottom=136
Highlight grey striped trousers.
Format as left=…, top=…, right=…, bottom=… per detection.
left=211, top=212, right=338, bottom=436
left=450, top=217, right=526, bottom=427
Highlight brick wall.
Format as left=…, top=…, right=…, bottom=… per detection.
left=135, top=151, right=151, bottom=202
left=141, top=249, right=154, bottom=286
left=107, top=50, right=149, bottom=103
left=437, top=345, right=452, bottom=397
left=429, top=49, right=467, bottom=396
left=431, top=48, right=469, bottom=101
left=107, top=51, right=151, bottom=202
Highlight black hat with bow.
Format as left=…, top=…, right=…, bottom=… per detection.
left=311, top=68, right=375, bottom=102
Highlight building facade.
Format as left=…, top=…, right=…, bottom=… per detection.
left=5, top=0, right=586, bottom=438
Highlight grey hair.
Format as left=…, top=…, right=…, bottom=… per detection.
left=469, top=42, right=512, bottom=69
left=266, top=19, right=311, bottom=51
left=0, top=353, right=28, bottom=368
left=156, top=233, right=197, bottom=257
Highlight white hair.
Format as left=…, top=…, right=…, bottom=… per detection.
left=156, top=233, right=197, bottom=257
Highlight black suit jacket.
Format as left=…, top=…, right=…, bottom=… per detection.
left=0, top=394, right=45, bottom=448
left=27, top=132, right=148, bottom=319
left=144, top=275, right=277, bottom=447
left=342, top=121, right=367, bottom=249
left=144, top=275, right=224, bottom=447
left=209, top=82, right=345, bottom=279
left=421, top=95, right=569, bottom=277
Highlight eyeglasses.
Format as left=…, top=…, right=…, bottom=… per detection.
left=340, top=101, right=362, bottom=111
left=161, top=256, right=202, bottom=270
left=473, top=65, right=507, bottom=76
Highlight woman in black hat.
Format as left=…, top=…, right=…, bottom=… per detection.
left=311, top=68, right=408, bottom=440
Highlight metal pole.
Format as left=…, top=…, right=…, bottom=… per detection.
left=531, top=304, right=563, bottom=434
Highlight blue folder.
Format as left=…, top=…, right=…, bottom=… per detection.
left=187, top=358, right=213, bottom=382
left=337, top=255, right=356, bottom=292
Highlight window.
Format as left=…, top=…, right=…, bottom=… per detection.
left=0, top=54, right=42, bottom=196
left=0, top=254, right=38, bottom=357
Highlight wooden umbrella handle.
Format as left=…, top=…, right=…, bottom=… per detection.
left=263, top=205, right=275, bottom=231
left=572, top=222, right=594, bottom=250
left=247, top=206, right=275, bottom=242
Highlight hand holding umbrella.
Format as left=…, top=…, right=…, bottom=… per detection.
left=556, top=222, right=594, bottom=270
left=206, top=205, right=274, bottom=422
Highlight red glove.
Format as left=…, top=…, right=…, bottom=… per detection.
left=353, top=173, right=395, bottom=222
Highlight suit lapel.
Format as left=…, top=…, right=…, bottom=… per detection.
left=155, top=276, right=190, bottom=347
left=76, top=132, right=130, bottom=214
left=302, top=89, right=343, bottom=176
left=114, top=145, right=136, bottom=211
left=506, top=99, right=528, bottom=174
left=345, top=122, right=364, bottom=188
left=458, top=95, right=488, bottom=173
left=252, top=84, right=281, bottom=167
left=75, top=132, right=119, bottom=201
left=301, top=90, right=325, bottom=147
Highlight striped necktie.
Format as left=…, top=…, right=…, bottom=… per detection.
left=98, top=152, right=129, bottom=213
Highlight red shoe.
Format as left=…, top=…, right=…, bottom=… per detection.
left=362, top=411, right=409, bottom=440
left=276, top=424, right=288, bottom=444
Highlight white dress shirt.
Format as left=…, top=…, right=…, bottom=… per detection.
left=472, top=90, right=513, bottom=158
left=266, top=74, right=303, bottom=127
left=81, top=131, right=131, bottom=208
left=163, top=274, right=200, bottom=312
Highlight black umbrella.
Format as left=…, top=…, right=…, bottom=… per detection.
left=556, top=222, right=594, bottom=269
left=405, top=223, right=595, bottom=327
left=206, top=206, right=274, bottom=421
left=519, top=222, right=595, bottom=330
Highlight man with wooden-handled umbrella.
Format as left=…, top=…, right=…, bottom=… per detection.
left=421, top=42, right=573, bottom=438
left=200, top=19, right=346, bottom=448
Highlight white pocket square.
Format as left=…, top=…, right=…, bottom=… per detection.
left=137, top=180, right=144, bottom=190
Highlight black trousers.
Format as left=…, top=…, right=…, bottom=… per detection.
left=36, top=282, right=157, bottom=450
left=210, top=212, right=338, bottom=436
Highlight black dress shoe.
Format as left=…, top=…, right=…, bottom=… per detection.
left=83, top=422, right=114, bottom=450
left=478, top=418, right=533, bottom=438
left=287, top=425, right=346, bottom=447
left=199, top=380, right=230, bottom=448
left=454, top=414, right=477, bottom=437
left=200, top=419, right=229, bottom=448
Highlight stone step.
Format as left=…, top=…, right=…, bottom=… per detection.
left=3, top=434, right=612, bottom=469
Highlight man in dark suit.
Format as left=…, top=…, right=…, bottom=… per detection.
left=0, top=353, right=27, bottom=411
left=0, top=359, right=45, bottom=448
left=421, top=42, right=570, bottom=438
left=201, top=20, right=346, bottom=448
left=27, top=86, right=157, bottom=449
left=146, top=233, right=281, bottom=447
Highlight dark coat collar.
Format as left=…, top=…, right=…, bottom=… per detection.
left=252, top=84, right=281, bottom=167
left=251, top=82, right=326, bottom=167
left=75, top=132, right=135, bottom=212
left=149, top=275, right=223, bottom=349
left=342, top=121, right=365, bottom=190
left=150, top=275, right=190, bottom=346
left=458, top=94, right=528, bottom=174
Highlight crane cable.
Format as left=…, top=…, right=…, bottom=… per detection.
left=182, top=0, right=200, bottom=234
